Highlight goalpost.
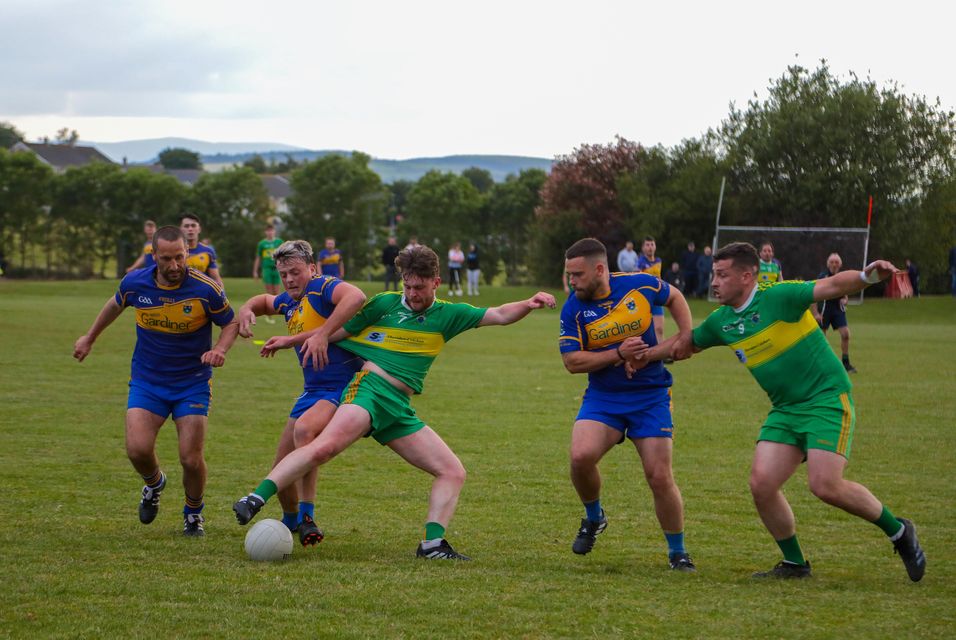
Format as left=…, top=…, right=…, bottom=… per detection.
left=708, top=179, right=872, bottom=303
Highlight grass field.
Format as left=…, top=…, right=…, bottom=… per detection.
left=1, top=278, right=954, bottom=639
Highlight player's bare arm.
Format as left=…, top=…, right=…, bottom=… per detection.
left=297, top=282, right=367, bottom=369
left=813, top=259, right=898, bottom=302
left=238, top=294, right=277, bottom=338
left=478, top=291, right=556, bottom=327
left=73, top=298, right=125, bottom=362
left=207, top=266, right=224, bottom=288
left=252, top=255, right=261, bottom=279
left=201, top=319, right=240, bottom=367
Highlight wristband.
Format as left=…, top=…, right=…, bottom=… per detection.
left=615, top=345, right=624, bottom=361
left=860, top=265, right=881, bottom=284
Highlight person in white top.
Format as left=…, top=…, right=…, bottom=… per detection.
left=447, top=242, right=465, bottom=296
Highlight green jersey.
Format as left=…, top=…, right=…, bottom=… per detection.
left=692, top=281, right=850, bottom=407
left=340, top=292, right=487, bottom=393
left=256, top=237, right=284, bottom=270
left=758, top=259, right=782, bottom=283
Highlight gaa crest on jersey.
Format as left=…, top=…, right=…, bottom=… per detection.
left=183, top=304, right=192, bottom=315
left=626, top=299, right=636, bottom=312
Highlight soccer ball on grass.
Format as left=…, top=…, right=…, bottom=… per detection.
left=244, top=518, right=293, bottom=561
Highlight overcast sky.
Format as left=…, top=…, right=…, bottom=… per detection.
left=2, top=0, right=953, bottom=159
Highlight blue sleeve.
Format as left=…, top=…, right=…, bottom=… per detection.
left=207, top=283, right=234, bottom=326
left=115, top=272, right=136, bottom=307
left=208, top=247, right=218, bottom=271
left=558, top=299, right=582, bottom=353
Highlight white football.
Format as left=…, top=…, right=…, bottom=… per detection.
left=244, top=518, right=294, bottom=561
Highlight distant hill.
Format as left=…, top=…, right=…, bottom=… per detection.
left=87, top=138, right=552, bottom=182
left=90, top=137, right=306, bottom=163
left=203, top=150, right=553, bottom=183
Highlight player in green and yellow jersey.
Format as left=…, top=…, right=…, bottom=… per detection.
left=758, top=241, right=783, bottom=283
left=233, top=244, right=557, bottom=560
left=253, top=224, right=283, bottom=295
left=672, top=242, right=925, bottom=581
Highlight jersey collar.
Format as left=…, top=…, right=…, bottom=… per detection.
left=401, top=294, right=435, bottom=313
left=734, top=283, right=758, bottom=314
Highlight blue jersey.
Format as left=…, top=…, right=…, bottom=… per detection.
left=273, top=275, right=363, bottom=390
left=115, top=266, right=235, bottom=385
left=186, top=242, right=218, bottom=275
left=636, top=254, right=662, bottom=279
left=559, top=272, right=671, bottom=395
left=317, top=248, right=343, bottom=278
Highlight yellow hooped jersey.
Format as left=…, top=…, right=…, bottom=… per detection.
left=186, top=243, right=218, bottom=274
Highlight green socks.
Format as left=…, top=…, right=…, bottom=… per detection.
left=872, top=505, right=904, bottom=538
left=253, top=479, right=278, bottom=502
left=775, top=534, right=807, bottom=565
left=424, top=521, right=446, bottom=541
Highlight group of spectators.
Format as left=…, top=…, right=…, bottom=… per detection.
left=617, top=239, right=713, bottom=298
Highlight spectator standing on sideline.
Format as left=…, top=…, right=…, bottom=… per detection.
left=663, top=262, right=685, bottom=292
left=317, top=237, right=345, bottom=279
left=696, top=246, right=714, bottom=297
left=616, top=241, right=639, bottom=272
left=812, top=253, right=857, bottom=373
left=405, top=236, right=421, bottom=251
left=466, top=243, right=481, bottom=296
left=382, top=236, right=400, bottom=291
left=447, top=242, right=465, bottom=296
left=679, top=242, right=699, bottom=296
left=905, top=259, right=920, bottom=298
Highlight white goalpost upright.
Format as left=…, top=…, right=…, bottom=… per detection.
left=708, top=179, right=873, bottom=303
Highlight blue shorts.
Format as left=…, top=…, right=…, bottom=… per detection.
left=821, top=305, right=848, bottom=330
left=128, top=377, right=211, bottom=420
left=651, top=305, right=664, bottom=317
left=576, top=387, right=673, bottom=439
left=290, top=387, right=344, bottom=419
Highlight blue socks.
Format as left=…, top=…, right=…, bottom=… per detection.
left=665, top=531, right=686, bottom=555
left=584, top=499, right=603, bottom=522
left=298, top=501, right=315, bottom=523
left=281, top=511, right=299, bottom=531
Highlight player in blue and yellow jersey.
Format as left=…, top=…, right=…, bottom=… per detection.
left=636, top=235, right=666, bottom=343
left=672, top=242, right=925, bottom=581
left=233, top=245, right=556, bottom=560
left=74, top=226, right=238, bottom=537
left=559, top=238, right=697, bottom=570
left=317, top=236, right=345, bottom=279
left=180, top=213, right=223, bottom=287
left=125, top=220, right=157, bottom=272
left=237, top=239, right=366, bottom=546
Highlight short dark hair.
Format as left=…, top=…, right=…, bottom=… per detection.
left=180, top=213, right=201, bottom=225
left=152, top=226, right=186, bottom=252
left=643, top=236, right=655, bottom=243
left=713, top=242, right=759, bottom=274
left=565, top=238, right=607, bottom=262
left=396, top=245, right=440, bottom=279
left=760, top=240, right=774, bottom=251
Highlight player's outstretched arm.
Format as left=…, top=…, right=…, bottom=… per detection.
left=813, top=260, right=898, bottom=302
left=665, top=287, right=695, bottom=361
left=73, top=298, right=124, bottom=362
left=299, top=282, right=367, bottom=370
left=238, top=294, right=276, bottom=338
left=479, top=291, right=556, bottom=327
left=202, top=319, right=240, bottom=367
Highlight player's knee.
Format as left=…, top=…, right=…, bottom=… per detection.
left=569, top=447, right=600, bottom=471
left=644, top=465, right=675, bottom=494
left=808, top=476, right=842, bottom=505
left=293, top=420, right=319, bottom=448
left=179, top=450, right=205, bottom=474
left=749, top=473, right=776, bottom=502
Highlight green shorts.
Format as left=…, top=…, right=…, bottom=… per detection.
left=261, top=265, right=281, bottom=286
left=340, top=370, right=425, bottom=445
left=759, top=392, right=855, bottom=458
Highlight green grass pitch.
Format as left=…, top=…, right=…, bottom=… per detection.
left=1, top=278, right=954, bottom=638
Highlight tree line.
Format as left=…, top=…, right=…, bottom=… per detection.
left=2, top=62, right=953, bottom=290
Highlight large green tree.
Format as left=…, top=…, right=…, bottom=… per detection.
left=51, top=162, right=123, bottom=276
left=286, top=152, right=386, bottom=277
left=487, top=168, right=547, bottom=283
left=1, top=122, right=25, bottom=149
left=402, top=170, right=483, bottom=260
left=158, top=147, right=203, bottom=170
left=0, top=149, right=53, bottom=272
left=188, top=167, right=272, bottom=276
